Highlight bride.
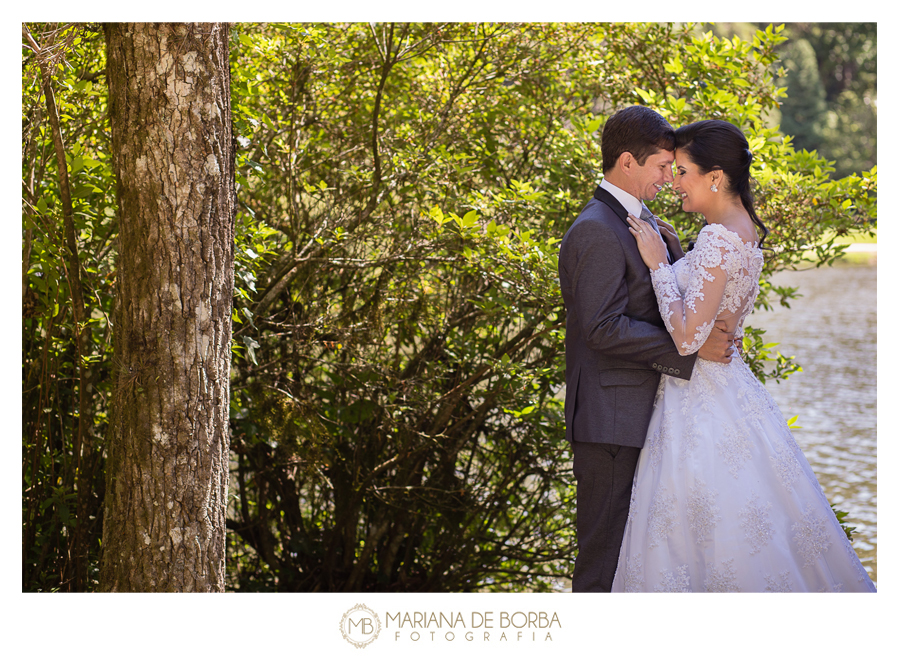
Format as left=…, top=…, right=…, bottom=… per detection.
left=612, top=120, right=875, bottom=592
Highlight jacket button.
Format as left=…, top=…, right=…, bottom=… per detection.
left=652, top=362, right=658, bottom=369
left=674, top=369, right=680, bottom=375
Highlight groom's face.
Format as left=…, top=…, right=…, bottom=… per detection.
left=633, top=148, right=675, bottom=201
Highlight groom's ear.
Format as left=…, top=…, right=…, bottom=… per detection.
left=617, top=151, right=635, bottom=173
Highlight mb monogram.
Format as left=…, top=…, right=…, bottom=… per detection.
left=340, top=604, right=382, bottom=648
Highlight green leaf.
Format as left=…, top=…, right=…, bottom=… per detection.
left=241, top=307, right=257, bottom=329
left=664, top=57, right=684, bottom=74
left=428, top=205, right=447, bottom=226
left=242, top=336, right=260, bottom=365
left=635, top=88, right=654, bottom=103
left=71, top=184, right=94, bottom=198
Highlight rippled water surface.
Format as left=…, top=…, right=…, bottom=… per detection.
left=751, top=261, right=876, bottom=584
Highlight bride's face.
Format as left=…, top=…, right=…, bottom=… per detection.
left=673, top=149, right=714, bottom=214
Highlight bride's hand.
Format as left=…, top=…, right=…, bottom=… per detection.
left=655, top=218, right=685, bottom=261
left=626, top=214, right=669, bottom=270
left=655, top=217, right=677, bottom=242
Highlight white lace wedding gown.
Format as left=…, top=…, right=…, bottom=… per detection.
left=611, top=223, right=875, bottom=592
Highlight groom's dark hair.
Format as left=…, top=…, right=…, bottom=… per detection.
left=601, top=105, right=675, bottom=173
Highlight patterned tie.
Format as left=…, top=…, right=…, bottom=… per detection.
left=639, top=204, right=660, bottom=232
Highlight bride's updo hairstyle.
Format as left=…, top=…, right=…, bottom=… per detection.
left=674, top=120, right=769, bottom=247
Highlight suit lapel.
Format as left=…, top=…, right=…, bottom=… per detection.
left=593, top=185, right=674, bottom=265
left=593, top=185, right=630, bottom=228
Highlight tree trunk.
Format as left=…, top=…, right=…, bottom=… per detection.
left=100, top=22, right=235, bottom=592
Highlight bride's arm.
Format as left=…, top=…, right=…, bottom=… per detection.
left=627, top=217, right=730, bottom=357
left=650, top=231, right=730, bottom=356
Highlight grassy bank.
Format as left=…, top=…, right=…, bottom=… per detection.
left=795, top=229, right=877, bottom=266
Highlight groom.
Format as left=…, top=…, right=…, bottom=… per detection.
left=558, top=105, right=736, bottom=592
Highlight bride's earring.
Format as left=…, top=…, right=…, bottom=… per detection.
left=710, top=181, right=718, bottom=192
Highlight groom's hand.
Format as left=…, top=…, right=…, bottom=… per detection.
left=697, top=321, right=736, bottom=363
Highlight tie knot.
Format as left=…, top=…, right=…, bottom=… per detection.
left=639, top=205, right=654, bottom=221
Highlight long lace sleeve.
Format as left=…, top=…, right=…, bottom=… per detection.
left=649, top=227, right=733, bottom=356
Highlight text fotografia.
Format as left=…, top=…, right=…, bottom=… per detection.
left=387, top=611, right=561, bottom=642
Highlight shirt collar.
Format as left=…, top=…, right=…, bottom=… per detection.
left=600, top=178, right=643, bottom=218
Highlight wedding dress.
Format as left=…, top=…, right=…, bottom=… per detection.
left=610, top=223, right=875, bottom=592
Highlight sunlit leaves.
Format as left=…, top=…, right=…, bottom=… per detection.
left=22, top=22, right=114, bottom=591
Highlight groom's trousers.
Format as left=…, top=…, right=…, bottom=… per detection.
left=572, top=440, right=641, bottom=592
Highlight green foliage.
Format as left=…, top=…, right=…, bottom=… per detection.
left=740, top=327, right=802, bottom=385
left=224, top=22, right=596, bottom=592
left=22, top=21, right=875, bottom=592
left=774, top=23, right=877, bottom=179
left=832, top=505, right=857, bottom=543
left=776, top=38, right=827, bottom=150
left=22, top=23, right=112, bottom=591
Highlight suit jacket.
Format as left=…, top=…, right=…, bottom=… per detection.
left=558, top=185, right=697, bottom=448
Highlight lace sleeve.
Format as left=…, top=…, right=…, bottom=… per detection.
left=649, top=228, right=731, bottom=356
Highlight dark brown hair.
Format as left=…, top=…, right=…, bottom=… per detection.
left=674, top=119, right=769, bottom=247
left=601, top=105, right=675, bottom=173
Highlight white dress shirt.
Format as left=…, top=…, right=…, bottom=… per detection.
left=599, top=177, right=662, bottom=238
left=599, top=178, right=643, bottom=219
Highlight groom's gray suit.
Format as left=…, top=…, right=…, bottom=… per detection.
left=558, top=184, right=696, bottom=591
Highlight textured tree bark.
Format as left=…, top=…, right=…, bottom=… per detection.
left=100, top=23, right=235, bottom=592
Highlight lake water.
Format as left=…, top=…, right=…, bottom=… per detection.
left=751, top=258, right=877, bottom=585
